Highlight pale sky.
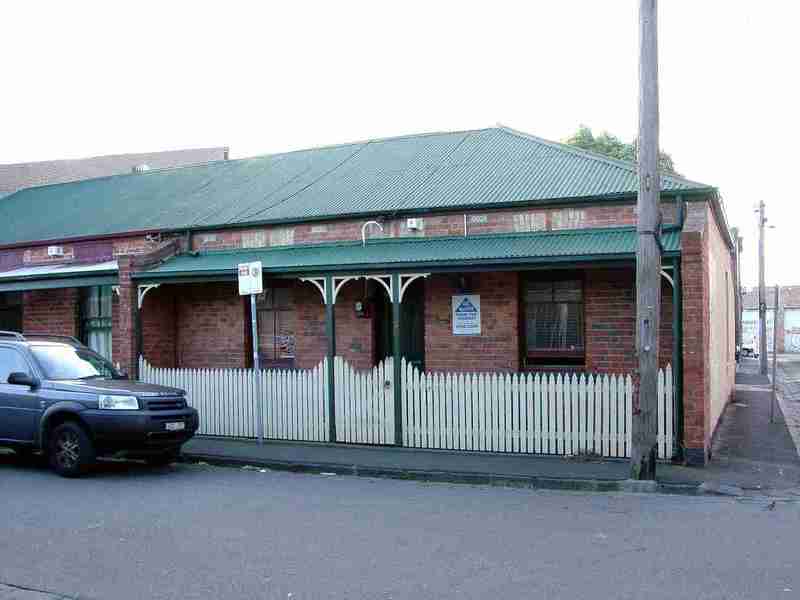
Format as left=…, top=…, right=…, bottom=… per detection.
left=2, top=1, right=797, bottom=287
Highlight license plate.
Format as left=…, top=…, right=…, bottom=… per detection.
left=165, top=422, right=185, bottom=431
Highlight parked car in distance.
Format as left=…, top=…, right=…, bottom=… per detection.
left=0, top=332, right=198, bottom=477
left=740, top=343, right=759, bottom=358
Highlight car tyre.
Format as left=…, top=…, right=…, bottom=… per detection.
left=145, top=449, right=180, bottom=467
left=49, top=422, right=95, bottom=478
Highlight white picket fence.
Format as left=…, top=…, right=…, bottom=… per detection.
left=139, top=357, right=328, bottom=442
left=139, top=357, right=674, bottom=459
left=401, top=361, right=674, bottom=459
left=334, top=357, right=395, bottom=445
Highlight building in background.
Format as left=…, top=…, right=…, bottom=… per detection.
left=0, top=147, right=229, bottom=197
left=0, top=146, right=229, bottom=340
left=742, top=286, right=800, bottom=353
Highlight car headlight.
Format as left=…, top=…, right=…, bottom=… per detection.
left=98, top=395, right=139, bottom=410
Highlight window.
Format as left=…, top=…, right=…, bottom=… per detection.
left=80, top=286, right=113, bottom=360
left=523, top=275, right=585, bottom=367
left=31, top=345, right=119, bottom=380
left=0, top=347, right=31, bottom=383
left=257, top=286, right=296, bottom=365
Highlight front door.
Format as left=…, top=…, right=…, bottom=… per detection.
left=0, top=346, right=40, bottom=442
left=373, top=278, right=425, bottom=370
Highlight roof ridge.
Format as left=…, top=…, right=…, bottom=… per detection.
left=494, top=124, right=711, bottom=189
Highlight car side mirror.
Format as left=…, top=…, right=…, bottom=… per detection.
left=114, top=370, right=130, bottom=380
left=7, top=372, right=38, bottom=388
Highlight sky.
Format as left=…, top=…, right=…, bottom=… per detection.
left=2, top=1, right=797, bottom=287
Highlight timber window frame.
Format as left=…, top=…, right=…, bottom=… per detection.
left=521, top=272, right=586, bottom=368
left=256, top=284, right=296, bottom=366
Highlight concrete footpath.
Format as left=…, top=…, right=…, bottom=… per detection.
left=182, top=359, right=800, bottom=497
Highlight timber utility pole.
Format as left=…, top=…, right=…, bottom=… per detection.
left=632, top=0, right=660, bottom=480
left=757, top=200, right=768, bottom=375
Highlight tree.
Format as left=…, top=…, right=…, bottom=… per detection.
left=565, top=125, right=678, bottom=175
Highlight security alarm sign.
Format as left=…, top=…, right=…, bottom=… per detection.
left=452, top=294, right=481, bottom=335
left=238, top=261, right=263, bottom=296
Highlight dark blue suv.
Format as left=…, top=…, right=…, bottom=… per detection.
left=0, top=332, right=198, bottom=477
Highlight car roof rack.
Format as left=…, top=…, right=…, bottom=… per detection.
left=22, top=334, right=86, bottom=347
left=0, top=332, right=87, bottom=347
left=0, top=331, right=25, bottom=340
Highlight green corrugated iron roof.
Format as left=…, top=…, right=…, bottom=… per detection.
left=133, top=227, right=681, bottom=281
left=0, top=127, right=712, bottom=247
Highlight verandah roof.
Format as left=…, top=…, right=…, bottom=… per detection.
left=0, top=260, right=118, bottom=292
left=133, top=227, right=681, bottom=282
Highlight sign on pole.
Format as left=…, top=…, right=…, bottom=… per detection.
left=238, top=261, right=264, bottom=296
left=239, top=261, right=264, bottom=444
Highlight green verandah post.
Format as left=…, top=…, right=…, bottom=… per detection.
left=672, top=255, right=683, bottom=459
left=391, top=273, right=403, bottom=446
left=325, top=275, right=337, bottom=443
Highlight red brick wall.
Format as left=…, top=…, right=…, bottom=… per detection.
left=141, top=285, right=177, bottom=368
left=294, top=280, right=376, bottom=370
left=175, top=282, right=249, bottom=369
left=188, top=202, right=680, bottom=252
left=112, top=256, right=138, bottom=376
left=424, top=272, right=519, bottom=373
left=584, top=268, right=673, bottom=373
left=22, top=288, right=79, bottom=336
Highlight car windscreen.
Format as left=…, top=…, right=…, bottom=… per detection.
left=31, top=346, right=120, bottom=380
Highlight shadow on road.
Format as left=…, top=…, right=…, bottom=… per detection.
left=0, top=449, right=179, bottom=479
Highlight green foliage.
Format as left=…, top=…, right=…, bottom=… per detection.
left=565, top=125, right=678, bottom=175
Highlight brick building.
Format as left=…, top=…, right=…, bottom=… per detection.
left=0, top=127, right=737, bottom=465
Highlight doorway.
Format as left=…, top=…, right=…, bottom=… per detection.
left=374, top=278, right=425, bottom=369
left=0, top=293, right=22, bottom=332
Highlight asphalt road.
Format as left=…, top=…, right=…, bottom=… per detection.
left=1, top=453, right=798, bottom=600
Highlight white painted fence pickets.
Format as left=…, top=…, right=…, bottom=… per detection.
left=139, top=357, right=328, bottom=442
left=139, top=357, right=674, bottom=460
left=400, top=360, right=674, bottom=460
left=334, top=357, right=395, bottom=445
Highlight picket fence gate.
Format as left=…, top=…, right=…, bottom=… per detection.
left=139, top=357, right=674, bottom=459
left=334, top=357, right=395, bottom=445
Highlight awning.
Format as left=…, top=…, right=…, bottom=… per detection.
left=0, top=260, right=118, bottom=292
left=133, top=227, right=681, bottom=283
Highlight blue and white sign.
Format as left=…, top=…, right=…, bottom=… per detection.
left=452, top=294, right=481, bottom=336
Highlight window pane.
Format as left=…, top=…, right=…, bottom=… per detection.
left=0, top=348, right=30, bottom=383
left=526, top=302, right=584, bottom=351
left=274, top=287, right=292, bottom=309
left=526, top=281, right=553, bottom=302
left=553, top=280, right=582, bottom=302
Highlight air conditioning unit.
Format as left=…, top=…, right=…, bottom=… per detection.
left=47, top=245, right=65, bottom=257
left=406, top=218, right=422, bottom=231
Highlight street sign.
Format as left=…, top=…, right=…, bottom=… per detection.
left=238, top=261, right=263, bottom=296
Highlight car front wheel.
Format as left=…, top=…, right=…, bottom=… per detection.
left=48, top=422, right=95, bottom=477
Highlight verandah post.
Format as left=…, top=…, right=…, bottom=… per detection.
left=325, top=274, right=337, bottom=442
left=671, top=255, right=683, bottom=459
left=391, top=273, right=403, bottom=446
